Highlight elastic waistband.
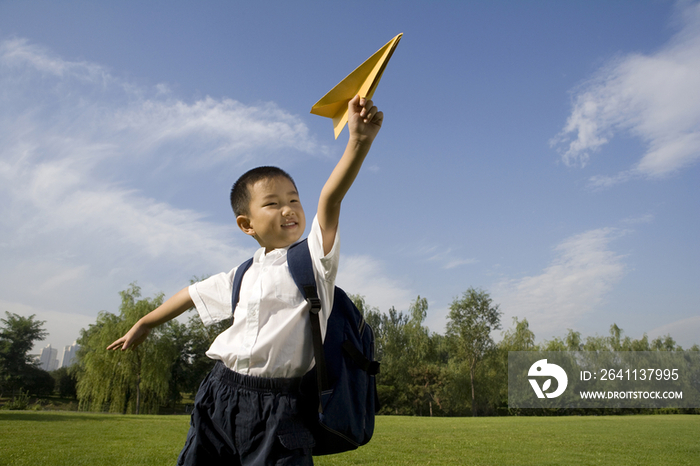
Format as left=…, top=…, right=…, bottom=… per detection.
left=212, top=361, right=302, bottom=394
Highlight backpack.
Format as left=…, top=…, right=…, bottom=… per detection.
left=231, top=239, right=380, bottom=456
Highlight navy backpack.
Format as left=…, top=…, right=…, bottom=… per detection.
left=231, top=239, right=380, bottom=456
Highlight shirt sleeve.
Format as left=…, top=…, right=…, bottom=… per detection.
left=188, top=269, right=237, bottom=326
left=307, top=215, right=340, bottom=336
left=307, top=214, right=340, bottom=284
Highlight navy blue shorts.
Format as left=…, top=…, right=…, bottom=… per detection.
left=177, top=362, right=315, bottom=466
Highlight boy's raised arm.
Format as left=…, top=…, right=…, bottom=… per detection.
left=107, top=287, right=193, bottom=351
left=318, top=95, right=383, bottom=255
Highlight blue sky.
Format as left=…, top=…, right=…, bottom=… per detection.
left=1, top=0, right=698, bottom=354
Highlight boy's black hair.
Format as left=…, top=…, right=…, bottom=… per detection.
left=230, top=166, right=298, bottom=216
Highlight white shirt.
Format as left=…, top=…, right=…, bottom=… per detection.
left=189, top=215, right=339, bottom=378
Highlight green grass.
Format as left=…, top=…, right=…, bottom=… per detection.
left=316, top=415, right=700, bottom=465
left=1, top=412, right=698, bottom=465
left=0, top=411, right=185, bottom=466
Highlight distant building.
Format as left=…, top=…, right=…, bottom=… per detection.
left=39, top=345, right=58, bottom=371
left=58, top=341, right=79, bottom=368
left=38, top=342, right=80, bottom=371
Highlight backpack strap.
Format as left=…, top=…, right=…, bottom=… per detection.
left=230, top=257, right=254, bottom=325
left=341, top=339, right=380, bottom=376
left=287, top=239, right=329, bottom=411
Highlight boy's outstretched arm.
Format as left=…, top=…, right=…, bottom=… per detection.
left=318, top=95, right=383, bottom=255
left=106, top=287, right=193, bottom=351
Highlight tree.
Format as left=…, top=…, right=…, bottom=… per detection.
left=408, top=363, right=445, bottom=416
left=75, top=283, right=179, bottom=414
left=0, top=312, right=48, bottom=396
left=446, top=288, right=501, bottom=416
left=404, top=296, right=444, bottom=416
left=176, top=312, right=227, bottom=399
left=361, top=294, right=466, bottom=416
left=355, top=295, right=423, bottom=415
left=651, top=334, right=681, bottom=351
left=52, top=366, right=77, bottom=399
left=367, top=305, right=411, bottom=414
left=23, top=366, right=55, bottom=397
left=500, top=317, right=536, bottom=351
left=542, top=329, right=584, bottom=351
left=176, top=274, right=223, bottom=399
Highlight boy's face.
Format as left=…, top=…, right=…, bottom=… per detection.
left=237, top=176, right=306, bottom=252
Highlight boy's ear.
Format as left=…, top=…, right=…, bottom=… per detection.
left=236, top=215, right=256, bottom=237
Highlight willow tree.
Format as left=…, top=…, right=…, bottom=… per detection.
left=446, top=287, right=501, bottom=417
left=75, top=283, right=178, bottom=414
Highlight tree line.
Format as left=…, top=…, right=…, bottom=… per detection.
left=1, top=284, right=697, bottom=415
left=361, top=291, right=699, bottom=417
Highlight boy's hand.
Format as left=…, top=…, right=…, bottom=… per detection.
left=347, top=95, right=383, bottom=145
left=106, top=287, right=192, bottom=352
left=107, top=321, right=151, bottom=351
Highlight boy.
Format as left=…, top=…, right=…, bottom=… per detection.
left=108, top=94, right=383, bottom=465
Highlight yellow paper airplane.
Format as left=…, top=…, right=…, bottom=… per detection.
left=311, top=33, right=403, bottom=139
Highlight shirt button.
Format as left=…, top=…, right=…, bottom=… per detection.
left=262, top=268, right=268, bottom=273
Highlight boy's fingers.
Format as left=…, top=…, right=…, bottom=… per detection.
left=360, top=99, right=373, bottom=117
left=107, top=335, right=134, bottom=351
left=372, top=110, right=383, bottom=125
left=107, top=339, right=122, bottom=350
left=363, top=105, right=380, bottom=123
left=349, top=95, right=374, bottom=115
left=366, top=110, right=383, bottom=127
left=349, top=94, right=382, bottom=125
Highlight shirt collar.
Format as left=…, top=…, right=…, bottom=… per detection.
left=252, top=237, right=306, bottom=263
left=253, top=244, right=291, bottom=264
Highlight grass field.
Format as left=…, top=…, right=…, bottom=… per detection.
left=1, top=412, right=698, bottom=465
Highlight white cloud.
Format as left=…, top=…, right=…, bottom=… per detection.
left=552, top=1, right=700, bottom=186
left=414, top=244, right=477, bottom=270
left=648, top=315, right=700, bottom=349
left=0, top=37, right=112, bottom=83
left=0, top=37, right=323, bottom=346
left=620, top=213, right=655, bottom=225
left=0, top=37, right=322, bottom=170
left=0, top=302, right=97, bottom=354
left=110, top=97, right=320, bottom=168
left=429, top=248, right=477, bottom=270
left=337, top=254, right=414, bottom=313
left=493, top=228, right=627, bottom=337
left=424, top=305, right=451, bottom=335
